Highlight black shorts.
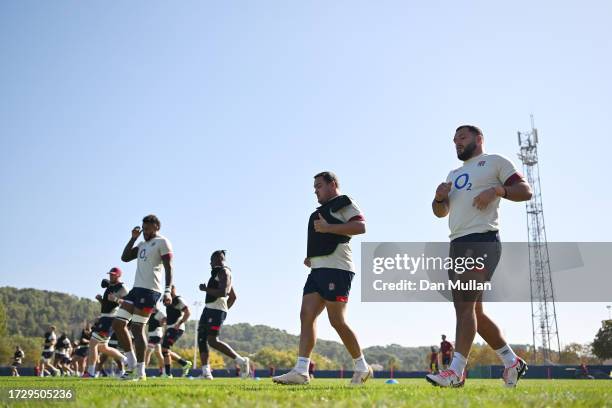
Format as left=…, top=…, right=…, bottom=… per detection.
left=161, top=327, right=184, bottom=349
left=92, top=316, right=114, bottom=341
left=55, top=354, right=71, bottom=365
left=448, top=231, right=502, bottom=302
left=41, top=351, right=53, bottom=361
left=303, top=268, right=354, bottom=302
left=11, top=361, right=22, bottom=368
left=75, top=347, right=89, bottom=358
left=122, top=287, right=161, bottom=313
left=148, top=335, right=162, bottom=346
left=198, top=308, right=227, bottom=336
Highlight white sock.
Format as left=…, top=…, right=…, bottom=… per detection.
left=137, top=362, right=145, bottom=377
left=354, top=355, right=368, bottom=372
left=495, top=344, right=518, bottom=368
left=87, top=365, right=96, bottom=376
left=294, top=357, right=310, bottom=375
left=126, top=350, right=136, bottom=370
left=234, top=355, right=245, bottom=364
left=449, top=352, right=467, bottom=377
left=203, top=364, right=211, bottom=373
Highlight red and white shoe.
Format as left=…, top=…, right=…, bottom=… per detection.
left=503, top=358, right=528, bottom=388
left=81, top=372, right=94, bottom=378
left=425, top=369, right=465, bottom=387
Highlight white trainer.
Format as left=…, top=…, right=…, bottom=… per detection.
left=240, top=357, right=251, bottom=379
left=272, top=369, right=310, bottom=385
left=503, top=357, right=528, bottom=388
left=425, top=369, right=465, bottom=387
left=350, top=365, right=373, bottom=386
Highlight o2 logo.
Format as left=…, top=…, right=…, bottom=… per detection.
left=454, top=173, right=472, bottom=191
left=139, top=248, right=148, bottom=261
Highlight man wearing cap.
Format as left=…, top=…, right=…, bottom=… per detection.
left=114, top=214, right=174, bottom=381
left=83, top=267, right=128, bottom=378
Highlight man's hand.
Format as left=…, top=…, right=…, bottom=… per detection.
left=304, top=258, right=311, bottom=268
left=95, top=294, right=103, bottom=302
left=173, top=323, right=181, bottom=330
left=313, top=213, right=331, bottom=233
left=107, top=293, right=118, bottom=302
left=435, top=182, right=452, bottom=202
left=199, top=283, right=207, bottom=292
left=163, top=292, right=172, bottom=305
left=473, top=187, right=501, bottom=210
left=131, top=226, right=142, bottom=239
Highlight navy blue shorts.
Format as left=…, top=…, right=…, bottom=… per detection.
left=162, top=328, right=184, bottom=349
left=448, top=231, right=502, bottom=302
left=41, top=351, right=53, bottom=361
left=303, top=268, right=354, bottom=302
left=92, top=316, right=114, bottom=341
left=75, top=347, right=89, bottom=358
left=123, top=287, right=161, bottom=313
left=198, top=308, right=227, bottom=336
left=148, top=335, right=162, bottom=346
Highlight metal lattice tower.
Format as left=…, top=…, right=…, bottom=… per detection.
left=517, top=116, right=561, bottom=364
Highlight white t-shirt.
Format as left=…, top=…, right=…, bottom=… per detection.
left=133, top=235, right=173, bottom=293
left=309, top=198, right=364, bottom=272
left=446, top=153, right=521, bottom=240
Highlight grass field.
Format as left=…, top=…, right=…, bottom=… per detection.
left=1, top=377, right=611, bottom=408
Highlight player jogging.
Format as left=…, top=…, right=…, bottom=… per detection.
left=40, top=326, right=60, bottom=376
left=440, top=334, right=453, bottom=370
left=273, top=171, right=372, bottom=386
left=84, top=267, right=129, bottom=378
left=160, top=285, right=192, bottom=378
left=426, top=125, right=532, bottom=388
left=113, top=214, right=174, bottom=381
left=10, top=346, right=24, bottom=376
left=145, top=307, right=166, bottom=377
left=197, top=250, right=250, bottom=380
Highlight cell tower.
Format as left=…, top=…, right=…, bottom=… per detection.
left=517, top=116, right=561, bottom=364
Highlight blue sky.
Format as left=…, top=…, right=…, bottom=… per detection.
left=1, top=1, right=611, bottom=349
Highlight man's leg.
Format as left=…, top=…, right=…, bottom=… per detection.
left=112, top=303, right=136, bottom=371
left=130, top=318, right=148, bottom=378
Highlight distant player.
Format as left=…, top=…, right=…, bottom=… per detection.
left=73, top=324, right=92, bottom=376
left=197, top=250, right=250, bottom=380
left=273, top=171, right=372, bottom=386
left=10, top=346, right=24, bottom=376
left=426, top=125, right=532, bottom=388
left=114, top=214, right=174, bottom=381
left=429, top=347, right=439, bottom=374
left=40, top=325, right=59, bottom=376
left=440, top=334, right=453, bottom=370
left=160, top=285, right=192, bottom=378
left=84, top=267, right=129, bottom=378
left=145, top=307, right=167, bottom=377
left=54, top=333, right=72, bottom=376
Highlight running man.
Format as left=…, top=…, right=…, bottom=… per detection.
left=40, top=326, right=59, bottom=376
left=10, top=346, right=24, bottom=376
left=54, top=333, right=72, bottom=376
left=84, top=267, right=129, bottom=378
left=73, top=324, right=92, bottom=376
left=145, top=307, right=166, bottom=377
left=426, top=125, right=532, bottom=388
left=114, top=214, right=174, bottom=381
left=273, top=171, right=372, bottom=386
left=440, top=334, right=453, bottom=370
left=197, top=250, right=250, bottom=380
left=160, top=285, right=192, bottom=378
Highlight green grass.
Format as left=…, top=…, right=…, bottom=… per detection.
left=1, top=377, right=611, bottom=408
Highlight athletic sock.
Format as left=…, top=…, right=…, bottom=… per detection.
left=234, top=355, right=246, bottom=364
left=137, top=362, right=145, bottom=377
left=294, top=357, right=310, bottom=375
left=203, top=364, right=211, bottom=375
left=165, top=364, right=171, bottom=375
left=495, top=344, right=518, bottom=368
left=178, top=358, right=187, bottom=367
left=449, top=352, right=467, bottom=377
left=126, top=350, right=136, bottom=370
left=87, top=365, right=96, bottom=376
left=354, top=355, right=368, bottom=372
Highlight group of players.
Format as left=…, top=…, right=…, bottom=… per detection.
left=24, top=125, right=530, bottom=388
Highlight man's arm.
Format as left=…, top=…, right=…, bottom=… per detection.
left=162, top=255, right=173, bottom=304
left=313, top=215, right=366, bottom=236
left=502, top=177, right=532, bottom=202
left=174, top=306, right=190, bottom=328
left=227, top=287, right=237, bottom=309
left=121, top=227, right=141, bottom=262
left=432, top=182, right=452, bottom=218
left=201, top=268, right=232, bottom=298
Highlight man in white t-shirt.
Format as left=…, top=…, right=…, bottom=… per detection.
left=273, top=171, right=372, bottom=386
left=113, top=214, right=174, bottom=381
left=426, top=125, right=532, bottom=388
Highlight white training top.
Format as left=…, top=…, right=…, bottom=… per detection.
left=309, top=198, right=364, bottom=272
left=446, top=153, right=520, bottom=240
left=133, top=235, right=173, bottom=293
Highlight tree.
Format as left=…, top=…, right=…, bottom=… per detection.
left=0, top=300, right=6, bottom=337
left=592, top=320, right=612, bottom=362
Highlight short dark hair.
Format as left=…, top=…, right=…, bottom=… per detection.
left=314, top=171, right=339, bottom=188
left=142, top=214, right=161, bottom=228
left=456, top=125, right=483, bottom=137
